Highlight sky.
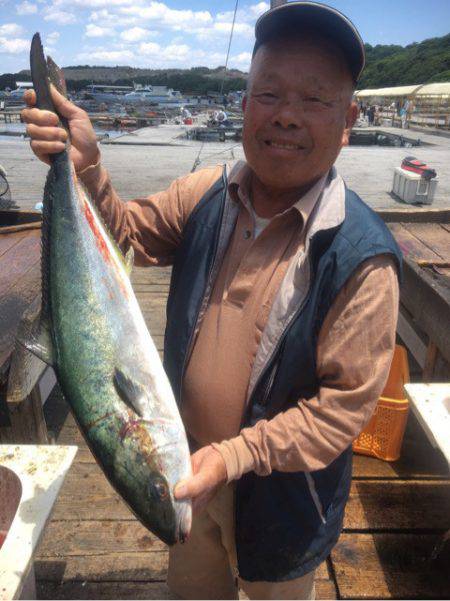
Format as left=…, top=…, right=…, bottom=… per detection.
left=0, top=0, right=450, bottom=74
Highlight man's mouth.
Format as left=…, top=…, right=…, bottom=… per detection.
left=265, top=140, right=305, bottom=150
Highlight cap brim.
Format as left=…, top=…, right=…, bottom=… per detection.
left=254, top=2, right=365, bottom=83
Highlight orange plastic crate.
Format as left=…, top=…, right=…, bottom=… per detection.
left=353, top=345, right=410, bottom=462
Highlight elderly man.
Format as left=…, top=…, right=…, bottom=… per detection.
left=23, top=2, right=401, bottom=599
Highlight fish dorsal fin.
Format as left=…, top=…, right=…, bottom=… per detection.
left=15, top=298, right=54, bottom=366
left=113, top=367, right=146, bottom=418
left=124, top=246, right=134, bottom=275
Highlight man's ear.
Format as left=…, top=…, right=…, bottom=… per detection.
left=242, top=94, right=247, bottom=113
left=341, top=102, right=358, bottom=147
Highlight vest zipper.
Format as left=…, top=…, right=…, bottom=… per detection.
left=245, top=257, right=313, bottom=415
left=178, top=172, right=229, bottom=402
left=305, top=472, right=327, bottom=524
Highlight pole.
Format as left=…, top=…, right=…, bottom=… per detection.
left=219, top=0, right=239, bottom=98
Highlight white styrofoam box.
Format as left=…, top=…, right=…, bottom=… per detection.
left=392, top=166, right=438, bottom=205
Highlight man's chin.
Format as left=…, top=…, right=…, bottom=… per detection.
left=252, top=170, right=319, bottom=193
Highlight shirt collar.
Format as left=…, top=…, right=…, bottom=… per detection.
left=227, top=160, right=329, bottom=228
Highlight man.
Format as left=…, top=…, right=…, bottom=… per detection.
left=23, top=2, right=401, bottom=599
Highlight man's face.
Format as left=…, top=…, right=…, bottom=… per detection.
left=242, top=37, right=357, bottom=191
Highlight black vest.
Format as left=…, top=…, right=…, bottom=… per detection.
left=164, top=172, right=402, bottom=581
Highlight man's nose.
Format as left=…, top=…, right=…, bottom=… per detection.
left=271, top=100, right=305, bottom=129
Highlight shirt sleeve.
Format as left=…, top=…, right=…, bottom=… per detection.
left=78, top=162, right=223, bottom=267
left=212, top=254, right=400, bottom=481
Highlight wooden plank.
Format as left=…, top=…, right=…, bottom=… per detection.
left=0, top=384, right=49, bottom=443
left=36, top=579, right=337, bottom=600
left=403, top=222, right=450, bottom=261
left=397, top=309, right=427, bottom=369
left=423, top=341, right=439, bottom=381
left=0, top=222, right=41, bottom=234
left=51, top=462, right=139, bottom=521
left=332, top=533, right=450, bottom=599
left=37, top=520, right=166, bottom=557
left=344, top=480, right=450, bottom=531
left=35, top=552, right=168, bottom=583
left=388, top=223, right=442, bottom=262
left=36, top=581, right=172, bottom=600
left=399, top=260, right=450, bottom=365
left=0, top=229, right=40, bottom=293
left=50, top=461, right=450, bottom=527
left=377, top=208, right=450, bottom=223
left=0, top=230, right=27, bottom=258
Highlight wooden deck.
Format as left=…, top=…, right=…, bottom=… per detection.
left=32, top=265, right=450, bottom=600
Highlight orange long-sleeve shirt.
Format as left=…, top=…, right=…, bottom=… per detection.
left=80, top=160, right=399, bottom=480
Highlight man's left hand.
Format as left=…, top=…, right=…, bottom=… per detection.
left=174, top=445, right=227, bottom=514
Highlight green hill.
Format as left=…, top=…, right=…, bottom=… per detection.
left=359, top=33, right=450, bottom=88
left=1, top=32, right=449, bottom=93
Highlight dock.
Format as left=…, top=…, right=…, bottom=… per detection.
left=0, top=124, right=449, bottom=599
left=1, top=124, right=449, bottom=211
left=30, top=264, right=450, bottom=600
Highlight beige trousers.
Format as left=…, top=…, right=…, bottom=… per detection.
left=167, top=484, right=316, bottom=600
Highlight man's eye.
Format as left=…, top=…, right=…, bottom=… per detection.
left=257, top=92, right=277, bottom=100
left=305, top=97, right=321, bottom=103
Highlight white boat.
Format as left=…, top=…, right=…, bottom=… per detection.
left=124, top=85, right=185, bottom=106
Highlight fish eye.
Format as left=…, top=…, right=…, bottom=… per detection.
left=149, top=477, right=169, bottom=502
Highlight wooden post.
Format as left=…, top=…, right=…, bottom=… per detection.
left=423, top=341, right=438, bottom=382
left=0, top=381, right=49, bottom=444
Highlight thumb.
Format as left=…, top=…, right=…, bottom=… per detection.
left=174, top=473, right=210, bottom=501
left=50, top=84, right=84, bottom=120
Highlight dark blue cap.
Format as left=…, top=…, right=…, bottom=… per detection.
left=253, top=1, right=365, bottom=83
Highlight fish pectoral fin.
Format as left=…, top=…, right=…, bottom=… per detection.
left=124, top=246, right=134, bottom=275
left=16, top=300, right=55, bottom=366
left=113, top=367, right=146, bottom=418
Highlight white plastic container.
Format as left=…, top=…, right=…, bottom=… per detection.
left=392, top=166, right=438, bottom=205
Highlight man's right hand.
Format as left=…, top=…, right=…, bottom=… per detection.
left=21, top=86, right=100, bottom=173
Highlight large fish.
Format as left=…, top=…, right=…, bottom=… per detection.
left=18, top=33, right=192, bottom=544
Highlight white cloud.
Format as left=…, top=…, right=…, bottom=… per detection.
left=249, top=2, right=269, bottom=17
left=85, top=23, right=114, bottom=37
left=139, top=41, right=161, bottom=55
left=55, top=0, right=137, bottom=6
left=0, top=23, right=25, bottom=36
left=230, top=51, right=252, bottom=70
left=16, top=1, right=38, bottom=15
left=47, top=31, right=60, bottom=44
left=120, top=27, right=152, bottom=43
left=120, top=2, right=212, bottom=31
left=76, top=48, right=134, bottom=63
left=0, top=37, right=29, bottom=53
left=43, top=8, right=77, bottom=24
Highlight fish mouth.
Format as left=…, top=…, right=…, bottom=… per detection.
left=176, top=500, right=192, bottom=544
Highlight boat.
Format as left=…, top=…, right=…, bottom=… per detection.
left=124, top=85, right=185, bottom=106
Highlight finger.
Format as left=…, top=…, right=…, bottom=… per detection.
left=174, top=473, right=210, bottom=501
left=26, top=123, right=68, bottom=143
left=24, top=89, right=36, bottom=107
left=50, top=84, right=86, bottom=120
left=21, top=107, right=59, bottom=127
left=30, top=139, right=66, bottom=156
left=33, top=151, right=52, bottom=166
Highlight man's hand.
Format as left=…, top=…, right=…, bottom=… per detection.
left=21, top=86, right=99, bottom=172
left=174, top=445, right=227, bottom=515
